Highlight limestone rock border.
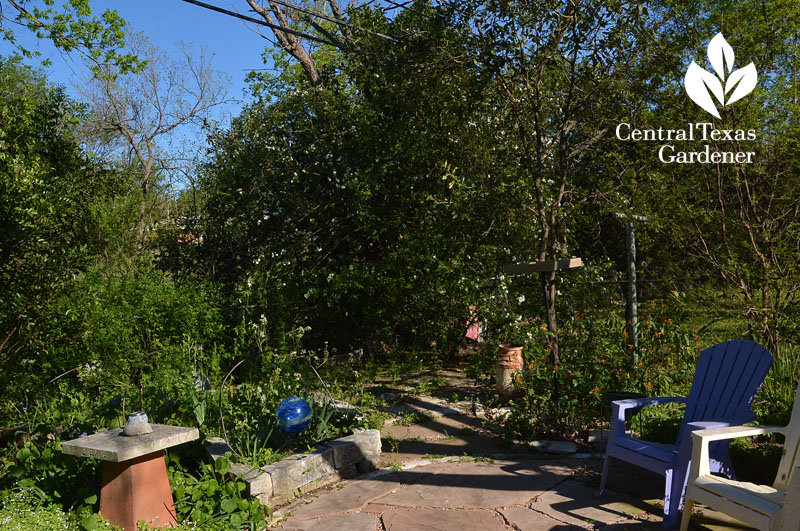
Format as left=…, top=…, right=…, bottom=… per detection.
left=205, top=429, right=381, bottom=507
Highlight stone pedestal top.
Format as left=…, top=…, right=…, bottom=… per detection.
left=61, top=424, right=199, bottom=462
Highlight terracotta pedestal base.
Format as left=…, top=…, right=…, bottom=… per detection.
left=100, top=451, right=177, bottom=530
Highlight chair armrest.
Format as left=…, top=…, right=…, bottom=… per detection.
left=609, top=397, right=686, bottom=437
left=613, top=396, right=686, bottom=411
left=690, top=425, right=785, bottom=444
left=683, top=420, right=735, bottom=438
left=688, top=425, right=786, bottom=479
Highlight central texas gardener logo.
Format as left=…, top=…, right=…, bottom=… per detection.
left=614, top=32, right=758, bottom=164
left=684, top=33, right=758, bottom=118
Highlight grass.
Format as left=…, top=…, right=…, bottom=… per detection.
left=757, top=343, right=800, bottom=424
left=441, top=430, right=456, bottom=440
left=393, top=411, right=434, bottom=427
left=457, top=454, right=494, bottom=463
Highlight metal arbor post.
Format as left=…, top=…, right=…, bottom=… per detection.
left=613, top=213, right=648, bottom=365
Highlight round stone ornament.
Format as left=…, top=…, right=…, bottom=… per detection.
left=276, top=397, right=312, bottom=433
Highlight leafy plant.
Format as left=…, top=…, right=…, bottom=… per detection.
left=0, top=57, right=124, bottom=399
left=0, top=387, right=110, bottom=512
left=383, top=435, right=401, bottom=453
left=167, top=451, right=269, bottom=529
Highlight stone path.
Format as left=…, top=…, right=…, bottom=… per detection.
left=270, top=456, right=753, bottom=530
left=372, top=366, right=582, bottom=468
left=269, top=364, right=755, bottom=530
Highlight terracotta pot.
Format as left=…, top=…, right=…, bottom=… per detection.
left=497, top=344, right=524, bottom=368
left=496, top=344, right=524, bottom=397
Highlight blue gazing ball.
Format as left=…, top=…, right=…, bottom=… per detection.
left=276, top=397, right=312, bottom=433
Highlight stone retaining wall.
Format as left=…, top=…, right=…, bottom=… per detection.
left=206, top=429, right=381, bottom=507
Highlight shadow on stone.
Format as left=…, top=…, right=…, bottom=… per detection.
left=366, top=459, right=579, bottom=507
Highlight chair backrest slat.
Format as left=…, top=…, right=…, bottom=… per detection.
left=678, top=340, right=772, bottom=444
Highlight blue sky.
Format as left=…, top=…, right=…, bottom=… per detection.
left=8, top=0, right=279, bottom=118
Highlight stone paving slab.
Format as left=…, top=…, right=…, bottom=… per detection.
left=272, top=512, right=377, bottom=531
left=382, top=411, right=485, bottom=441
left=377, top=459, right=577, bottom=509
left=381, top=417, right=504, bottom=466
left=529, top=440, right=580, bottom=454
left=381, top=507, right=507, bottom=530
left=287, top=472, right=402, bottom=519
left=499, top=506, right=584, bottom=530
left=362, top=503, right=398, bottom=514
left=531, top=479, right=656, bottom=528
left=392, top=460, right=462, bottom=484
left=601, top=520, right=674, bottom=530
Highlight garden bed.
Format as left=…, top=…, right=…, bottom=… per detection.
left=205, top=429, right=381, bottom=507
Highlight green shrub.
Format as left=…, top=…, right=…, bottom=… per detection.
left=501, top=300, right=700, bottom=438
left=754, top=343, right=800, bottom=425
left=48, top=263, right=223, bottom=394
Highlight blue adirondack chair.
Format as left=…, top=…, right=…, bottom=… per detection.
left=596, top=339, right=773, bottom=528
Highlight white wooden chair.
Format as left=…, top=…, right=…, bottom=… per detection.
left=680, top=380, right=800, bottom=530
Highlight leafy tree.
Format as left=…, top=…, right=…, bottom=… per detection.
left=0, top=0, right=143, bottom=75
left=617, top=0, right=800, bottom=354
left=0, top=56, right=121, bottom=387
left=199, top=1, right=668, bottom=363
left=450, top=0, right=652, bottom=367
left=200, top=4, right=517, bottom=355
left=200, top=0, right=800, bottom=368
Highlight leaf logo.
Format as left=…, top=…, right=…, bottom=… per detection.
left=684, top=33, right=757, bottom=118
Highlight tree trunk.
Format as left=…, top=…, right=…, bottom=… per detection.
left=540, top=272, right=560, bottom=367
left=136, top=165, right=151, bottom=245
left=246, top=0, right=325, bottom=87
